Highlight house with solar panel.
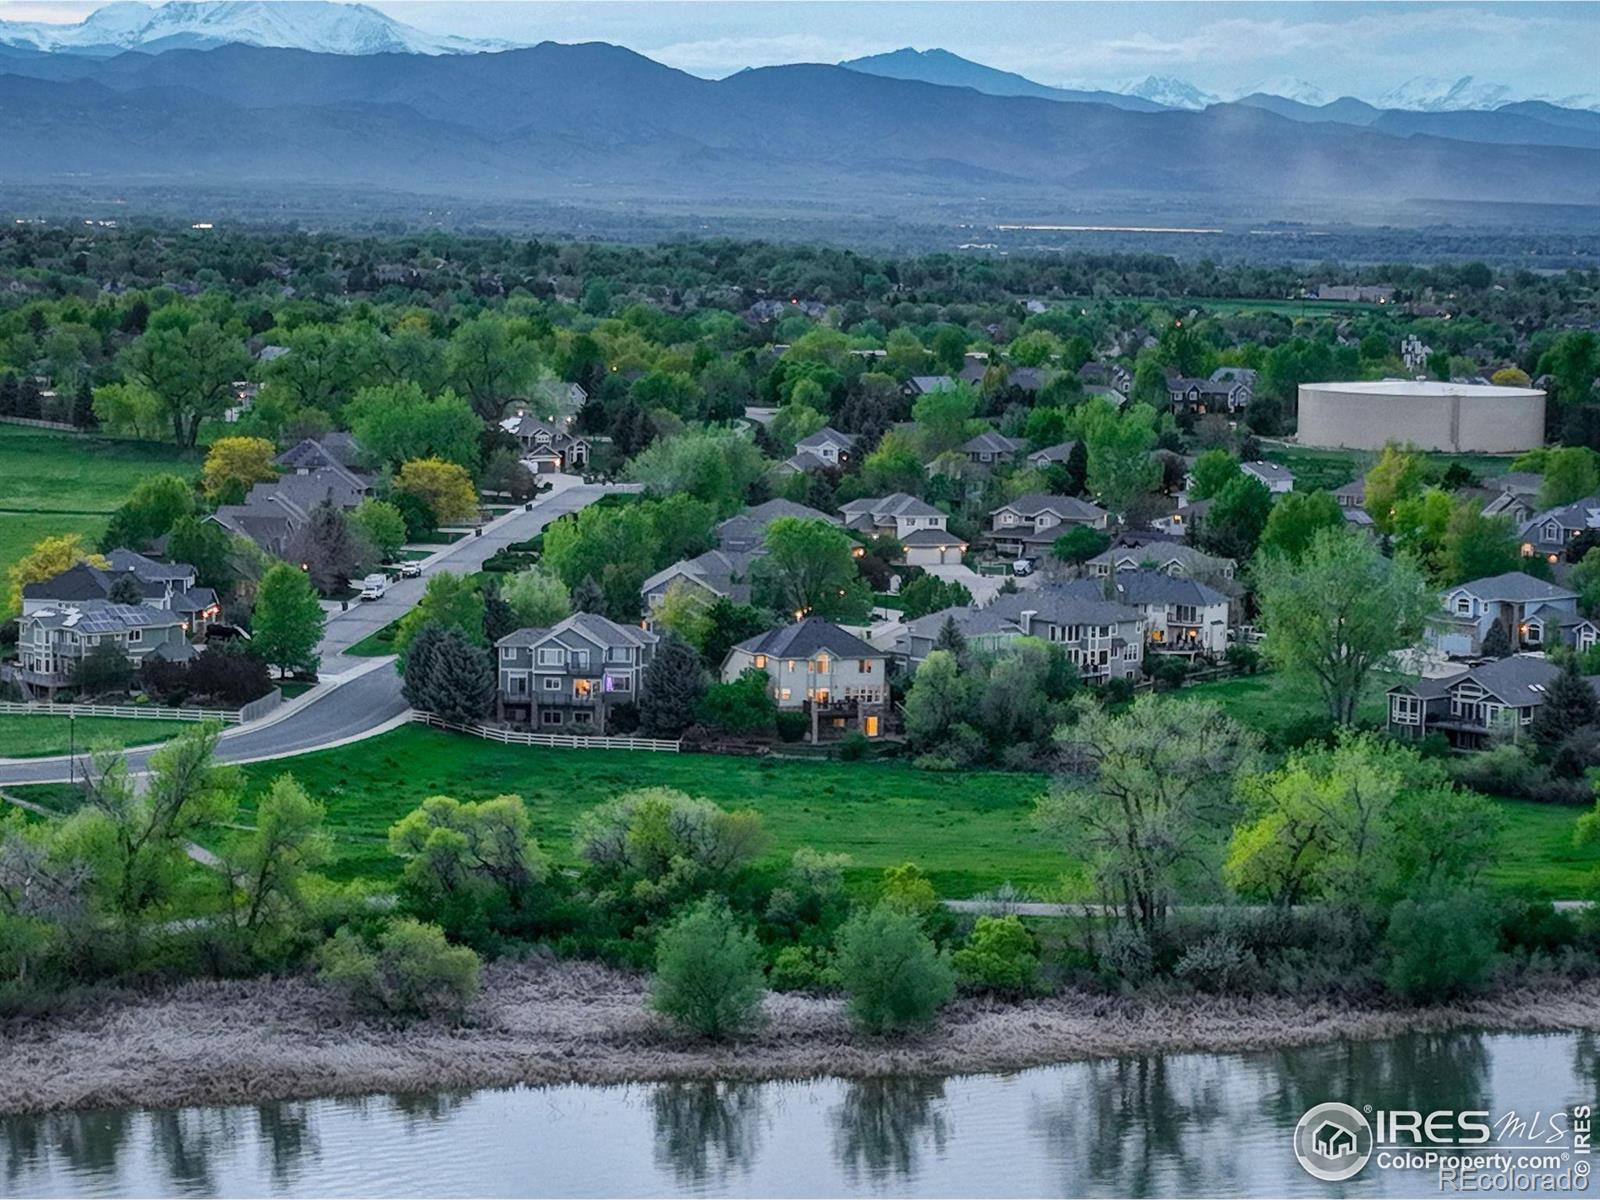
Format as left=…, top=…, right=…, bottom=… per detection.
left=9, top=601, right=192, bottom=699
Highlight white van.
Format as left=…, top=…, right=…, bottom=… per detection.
left=358, top=573, right=389, bottom=601
left=1012, top=558, right=1034, bottom=576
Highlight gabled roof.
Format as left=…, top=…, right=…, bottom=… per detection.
left=899, top=527, right=967, bottom=547
left=1521, top=496, right=1600, bottom=537
left=1450, top=572, right=1576, bottom=604
left=991, top=493, right=1108, bottom=522
left=275, top=434, right=364, bottom=473
left=717, top=499, right=838, bottom=548
left=960, top=431, right=1025, bottom=456
left=640, top=549, right=758, bottom=602
left=22, top=600, right=184, bottom=634
left=1109, top=569, right=1229, bottom=608
left=794, top=426, right=856, bottom=451
left=105, top=548, right=194, bottom=585
left=907, top=375, right=957, bottom=394
left=496, top=612, right=658, bottom=652
left=1484, top=472, right=1543, bottom=497
left=1090, top=542, right=1235, bottom=574
left=903, top=605, right=1020, bottom=641
left=1005, top=367, right=1056, bottom=392
left=839, top=493, right=945, bottom=521
left=989, top=585, right=1140, bottom=629
left=1027, top=441, right=1077, bottom=465
left=730, top=617, right=881, bottom=660
left=1331, top=479, right=1367, bottom=501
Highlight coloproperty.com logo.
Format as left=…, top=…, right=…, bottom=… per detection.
left=1293, top=1102, right=1593, bottom=1190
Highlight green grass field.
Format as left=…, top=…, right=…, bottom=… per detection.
left=1176, top=672, right=1391, bottom=745
left=1262, top=445, right=1518, bottom=494
left=0, top=425, right=200, bottom=580
left=344, top=617, right=404, bottom=657
left=0, top=716, right=184, bottom=759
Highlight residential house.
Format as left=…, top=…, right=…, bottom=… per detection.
left=955, top=430, right=1026, bottom=468
left=207, top=466, right=373, bottom=557
left=1481, top=473, right=1542, bottom=524
left=989, top=494, right=1111, bottom=558
left=1001, top=367, right=1056, bottom=394
left=21, top=549, right=220, bottom=629
left=839, top=494, right=950, bottom=542
left=1153, top=498, right=1212, bottom=538
left=721, top=618, right=888, bottom=740
left=1077, top=361, right=1132, bottom=396
left=1209, top=367, right=1257, bottom=404
left=276, top=434, right=367, bottom=479
left=782, top=427, right=857, bottom=474
left=1314, top=284, right=1395, bottom=303
left=9, top=601, right=193, bottom=699
left=1105, top=570, right=1231, bottom=656
left=1166, top=376, right=1251, bottom=414
left=640, top=550, right=757, bottom=617
left=894, top=605, right=1022, bottom=668
left=502, top=416, right=590, bottom=473
left=530, top=379, right=588, bottom=416
left=716, top=499, right=839, bottom=554
left=1086, top=540, right=1237, bottom=582
left=903, top=375, right=958, bottom=398
left=1240, top=461, right=1295, bottom=495
left=1387, top=655, right=1596, bottom=750
left=495, top=614, right=658, bottom=732
left=1518, top=496, right=1600, bottom=563
left=1027, top=441, right=1077, bottom=469
left=987, top=586, right=1144, bottom=683
left=1332, top=479, right=1366, bottom=511
left=1429, top=572, right=1597, bottom=658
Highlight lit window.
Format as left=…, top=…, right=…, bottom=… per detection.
left=754, top=654, right=767, bottom=668
left=816, top=655, right=830, bottom=672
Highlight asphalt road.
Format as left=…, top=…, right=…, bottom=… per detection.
left=0, top=480, right=623, bottom=786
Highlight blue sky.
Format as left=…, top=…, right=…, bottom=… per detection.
left=11, top=1, right=1599, bottom=101
left=371, top=1, right=1599, bottom=99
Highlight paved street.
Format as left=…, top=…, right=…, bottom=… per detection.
left=0, top=478, right=626, bottom=786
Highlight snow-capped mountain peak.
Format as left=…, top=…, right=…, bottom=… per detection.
left=1235, top=77, right=1330, bottom=107
left=1120, top=75, right=1220, bottom=110
left=0, top=0, right=516, bottom=56
left=1375, top=75, right=1518, bottom=112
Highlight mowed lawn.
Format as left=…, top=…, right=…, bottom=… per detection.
left=0, top=425, right=200, bottom=579
left=1176, top=672, right=1390, bottom=745
left=0, top=715, right=184, bottom=759
left=236, top=727, right=1059, bottom=896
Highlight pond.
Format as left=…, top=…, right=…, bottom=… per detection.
left=3, top=1031, right=1596, bottom=1197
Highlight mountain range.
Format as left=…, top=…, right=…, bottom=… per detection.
left=0, top=39, right=1592, bottom=221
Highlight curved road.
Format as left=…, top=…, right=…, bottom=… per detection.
left=0, top=480, right=622, bottom=786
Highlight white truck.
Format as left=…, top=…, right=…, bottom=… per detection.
left=358, top=573, right=389, bottom=601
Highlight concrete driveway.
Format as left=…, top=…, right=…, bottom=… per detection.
left=922, top=562, right=1038, bottom=606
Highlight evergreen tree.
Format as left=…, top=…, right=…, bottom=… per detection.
left=480, top=575, right=519, bottom=644
left=286, top=501, right=362, bottom=596
left=106, top=573, right=146, bottom=606
left=400, top=620, right=446, bottom=692
left=933, top=615, right=967, bottom=657
left=1479, top=621, right=1511, bottom=659
left=1062, top=438, right=1089, bottom=497
left=15, top=377, right=42, bottom=420
left=406, top=625, right=496, bottom=724
left=638, top=634, right=706, bottom=737
left=572, top=574, right=605, bottom=614
left=72, top=379, right=98, bottom=431
left=0, top=373, right=17, bottom=418
left=1531, top=657, right=1599, bottom=755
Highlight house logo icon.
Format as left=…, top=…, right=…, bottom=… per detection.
left=1294, top=1102, right=1373, bottom=1182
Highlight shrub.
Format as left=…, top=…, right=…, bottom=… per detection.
left=1382, top=890, right=1497, bottom=1004
left=1173, top=932, right=1255, bottom=993
left=768, top=944, right=839, bottom=992
left=651, top=898, right=766, bottom=1040
left=1099, top=677, right=1135, bottom=705
left=1224, top=644, right=1261, bottom=674
left=1099, top=925, right=1155, bottom=985
left=774, top=711, right=808, bottom=743
left=880, top=862, right=938, bottom=917
left=316, top=919, right=481, bottom=1021
left=834, top=903, right=954, bottom=1034
left=951, top=915, right=1039, bottom=993
left=837, top=731, right=869, bottom=761
left=1499, top=900, right=1578, bottom=956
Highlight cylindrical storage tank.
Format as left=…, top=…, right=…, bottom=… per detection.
left=1296, top=381, right=1545, bottom=453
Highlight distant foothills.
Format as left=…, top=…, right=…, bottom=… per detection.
left=0, top=2, right=1595, bottom=231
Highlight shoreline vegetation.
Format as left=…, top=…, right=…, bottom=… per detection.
left=3, top=961, right=1598, bottom=1116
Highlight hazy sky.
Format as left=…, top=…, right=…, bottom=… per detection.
left=11, top=1, right=1600, bottom=99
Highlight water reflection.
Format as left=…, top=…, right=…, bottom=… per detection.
left=830, top=1076, right=951, bottom=1181
left=649, top=1081, right=766, bottom=1186
left=1, top=1108, right=133, bottom=1188
left=257, top=1101, right=320, bottom=1188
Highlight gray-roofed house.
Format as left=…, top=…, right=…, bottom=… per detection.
left=1387, top=654, right=1599, bottom=750
left=721, top=617, right=888, bottom=740
left=1027, top=441, right=1078, bottom=469
left=495, top=613, right=658, bottom=732
left=987, top=586, right=1144, bottom=683
left=641, top=549, right=758, bottom=616
left=1105, top=569, right=1231, bottom=656
left=1240, top=461, right=1295, bottom=495
left=781, top=427, right=857, bottom=474
left=276, top=434, right=367, bottom=478
left=1519, top=496, right=1600, bottom=563
left=1002, top=367, right=1057, bottom=394
left=1166, top=376, right=1250, bottom=414
left=716, top=499, right=840, bottom=554
left=956, top=430, right=1026, bottom=468
left=208, top=464, right=374, bottom=556
left=1077, top=361, right=1131, bottom=396
left=1209, top=367, right=1258, bottom=403
left=21, top=550, right=220, bottom=629
left=10, top=601, right=190, bottom=699
left=894, top=605, right=1023, bottom=668
left=1086, top=541, right=1237, bottom=582
left=1428, top=572, right=1597, bottom=658
left=1481, top=473, right=1542, bottom=524
left=1332, top=479, right=1366, bottom=510
left=503, top=416, right=589, bottom=473
left=903, top=375, right=958, bottom=398
left=839, top=494, right=949, bottom=541
left=989, top=494, right=1111, bottom=557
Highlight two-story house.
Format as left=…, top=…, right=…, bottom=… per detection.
left=208, top=467, right=373, bottom=557
left=989, top=494, right=1111, bottom=558
left=839, top=494, right=949, bottom=542
left=10, top=601, right=192, bottom=699
left=1387, top=655, right=1598, bottom=750
left=987, top=586, right=1144, bottom=683
left=1428, top=572, right=1597, bottom=658
left=1209, top=367, right=1257, bottom=406
left=1519, top=495, right=1600, bottom=563
left=721, top=618, right=888, bottom=740
left=495, top=614, right=658, bottom=732
left=715, top=499, right=840, bottom=554
left=1481, top=472, right=1542, bottom=524
left=1166, top=376, right=1250, bottom=415
left=1077, top=361, right=1132, bottom=396
left=895, top=605, right=1023, bottom=668
left=503, top=416, right=589, bottom=473
left=640, top=549, right=758, bottom=617
left=22, top=549, right=221, bottom=630
left=955, top=430, right=1026, bottom=469
left=782, top=427, right=857, bottom=474
left=1085, top=540, right=1237, bottom=582
left=1105, top=570, right=1231, bottom=656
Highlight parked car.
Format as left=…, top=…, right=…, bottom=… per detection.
left=1012, top=557, right=1034, bottom=576
left=359, top=573, right=389, bottom=600
left=395, top=561, right=423, bottom=578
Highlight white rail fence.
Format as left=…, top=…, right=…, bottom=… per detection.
left=0, top=700, right=242, bottom=724
left=410, top=711, right=681, bottom=752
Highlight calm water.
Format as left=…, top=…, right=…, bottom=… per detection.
left=3, top=1032, right=1597, bottom=1198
